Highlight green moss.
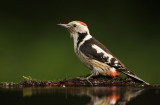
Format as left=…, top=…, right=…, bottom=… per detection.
left=22, top=76, right=33, bottom=80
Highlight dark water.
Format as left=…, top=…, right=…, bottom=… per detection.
left=0, top=86, right=160, bottom=105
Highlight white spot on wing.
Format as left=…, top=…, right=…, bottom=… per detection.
left=114, top=60, right=118, bottom=63
left=92, top=44, right=113, bottom=63
left=115, top=64, right=118, bottom=66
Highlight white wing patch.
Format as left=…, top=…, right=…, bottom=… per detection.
left=92, top=44, right=113, bottom=63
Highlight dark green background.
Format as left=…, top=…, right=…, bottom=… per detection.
left=0, top=0, right=159, bottom=83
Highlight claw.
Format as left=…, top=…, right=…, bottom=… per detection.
left=86, top=77, right=93, bottom=86
left=76, top=74, right=94, bottom=86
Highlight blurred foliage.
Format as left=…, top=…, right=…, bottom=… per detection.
left=0, top=0, right=159, bottom=83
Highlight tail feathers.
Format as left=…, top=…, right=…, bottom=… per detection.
left=121, top=70, right=149, bottom=85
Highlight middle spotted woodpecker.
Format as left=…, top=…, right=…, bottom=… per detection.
left=58, top=21, right=149, bottom=85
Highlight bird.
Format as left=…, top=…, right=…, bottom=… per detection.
left=58, top=21, right=149, bottom=85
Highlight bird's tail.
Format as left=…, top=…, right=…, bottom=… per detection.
left=120, top=69, right=149, bottom=85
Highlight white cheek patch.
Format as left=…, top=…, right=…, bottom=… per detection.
left=92, top=44, right=113, bottom=63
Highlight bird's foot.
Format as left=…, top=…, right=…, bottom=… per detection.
left=76, top=75, right=94, bottom=86
left=86, top=76, right=93, bottom=86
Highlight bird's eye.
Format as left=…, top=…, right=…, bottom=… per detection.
left=73, top=24, right=77, bottom=27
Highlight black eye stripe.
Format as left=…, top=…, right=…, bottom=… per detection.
left=73, top=24, right=77, bottom=27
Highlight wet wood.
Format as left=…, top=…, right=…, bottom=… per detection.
left=1, top=75, right=159, bottom=87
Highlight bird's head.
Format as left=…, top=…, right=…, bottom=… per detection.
left=58, top=21, right=90, bottom=38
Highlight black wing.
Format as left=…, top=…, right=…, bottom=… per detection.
left=79, top=37, right=149, bottom=84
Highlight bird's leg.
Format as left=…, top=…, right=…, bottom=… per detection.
left=86, top=73, right=94, bottom=86
left=86, top=73, right=94, bottom=80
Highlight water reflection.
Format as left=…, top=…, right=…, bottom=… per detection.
left=23, top=86, right=144, bottom=105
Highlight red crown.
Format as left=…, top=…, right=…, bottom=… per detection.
left=74, top=21, right=87, bottom=26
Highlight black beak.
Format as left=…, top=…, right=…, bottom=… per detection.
left=57, top=24, right=69, bottom=29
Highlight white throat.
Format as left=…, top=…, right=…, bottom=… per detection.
left=71, top=33, right=79, bottom=52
